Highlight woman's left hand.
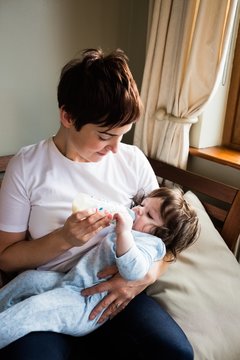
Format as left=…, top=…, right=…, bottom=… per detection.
left=81, top=260, right=169, bottom=323
left=81, top=265, right=146, bottom=323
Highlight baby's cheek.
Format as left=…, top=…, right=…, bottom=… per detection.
left=132, top=220, right=143, bottom=232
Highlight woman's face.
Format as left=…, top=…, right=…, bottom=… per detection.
left=66, top=122, right=132, bottom=162
left=132, top=197, right=164, bottom=234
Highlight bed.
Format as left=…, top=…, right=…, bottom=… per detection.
left=1, top=154, right=240, bottom=360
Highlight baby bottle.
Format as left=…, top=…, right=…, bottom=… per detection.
left=72, top=193, right=135, bottom=220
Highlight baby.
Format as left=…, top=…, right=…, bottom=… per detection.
left=0, top=186, right=200, bottom=348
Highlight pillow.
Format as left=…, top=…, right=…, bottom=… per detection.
left=147, top=191, right=240, bottom=360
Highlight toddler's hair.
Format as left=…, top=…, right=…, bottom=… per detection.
left=132, top=187, right=200, bottom=260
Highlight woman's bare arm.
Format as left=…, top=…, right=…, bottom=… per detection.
left=0, top=209, right=112, bottom=272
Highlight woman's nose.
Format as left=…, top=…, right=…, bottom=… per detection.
left=104, top=144, right=117, bottom=153
left=105, top=137, right=122, bottom=153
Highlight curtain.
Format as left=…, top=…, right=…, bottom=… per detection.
left=133, top=0, right=238, bottom=169
left=234, top=234, right=240, bottom=262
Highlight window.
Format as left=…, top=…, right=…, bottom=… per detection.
left=223, top=19, right=240, bottom=150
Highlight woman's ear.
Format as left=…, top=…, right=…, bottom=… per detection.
left=59, top=107, right=73, bottom=128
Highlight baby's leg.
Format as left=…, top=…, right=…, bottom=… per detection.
left=0, top=288, right=104, bottom=349
left=0, top=270, right=63, bottom=312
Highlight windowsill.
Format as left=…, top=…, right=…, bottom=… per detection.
left=189, top=146, right=240, bottom=170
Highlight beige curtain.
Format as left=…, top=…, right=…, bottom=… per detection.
left=134, top=0, right=238, bottom=169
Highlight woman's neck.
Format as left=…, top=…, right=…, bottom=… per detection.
left=52, top=130, right=85, bottom=162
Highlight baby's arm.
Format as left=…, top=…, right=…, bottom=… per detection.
left=114, top=211, right=134, bottom=257
left=113, top=212, right=166, bottom=281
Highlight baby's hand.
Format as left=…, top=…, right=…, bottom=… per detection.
left=113, top=210, right=133, bottom=234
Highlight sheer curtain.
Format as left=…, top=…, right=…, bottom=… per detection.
left=133, top=0, right=238, bottom=169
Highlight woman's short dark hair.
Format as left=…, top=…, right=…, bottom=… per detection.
left=57, top=48, right=143, bottom=131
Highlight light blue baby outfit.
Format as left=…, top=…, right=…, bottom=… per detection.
left=0, top=224, right=165, bottom=349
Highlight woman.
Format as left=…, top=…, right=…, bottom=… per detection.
left=0, top=48, right=193, bottom=359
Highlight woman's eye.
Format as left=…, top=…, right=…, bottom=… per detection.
left=98, top=136, right=111, bottom=141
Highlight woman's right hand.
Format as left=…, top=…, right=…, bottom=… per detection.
left=0, top=209, right=112, bottom=273
left=61, top=209, right=112, bottom=247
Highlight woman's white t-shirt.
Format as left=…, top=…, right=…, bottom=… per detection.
left=0, top=138, right=158, bottom=271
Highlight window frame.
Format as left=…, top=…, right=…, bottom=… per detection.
left=223, top=19, right=240, bottom=150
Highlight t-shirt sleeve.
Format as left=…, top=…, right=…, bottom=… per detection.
left=0, top=154, right=30, bottom=232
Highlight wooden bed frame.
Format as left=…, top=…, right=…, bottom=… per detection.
left=1, top=154, right=240, bottom=253
left=148, top=157, right=240, bottom=253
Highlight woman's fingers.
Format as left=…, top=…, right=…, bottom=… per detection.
left=81, top=274, right=136, bottom=323
left=109, top=300, right=129, bottom=320
left=63, top=210, right=112, bottom=246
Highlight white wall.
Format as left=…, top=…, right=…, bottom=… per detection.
left=0, top=0, right=148, bottom=155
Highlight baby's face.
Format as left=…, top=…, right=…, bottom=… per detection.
left=132, top=197, right=164, bottom=233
